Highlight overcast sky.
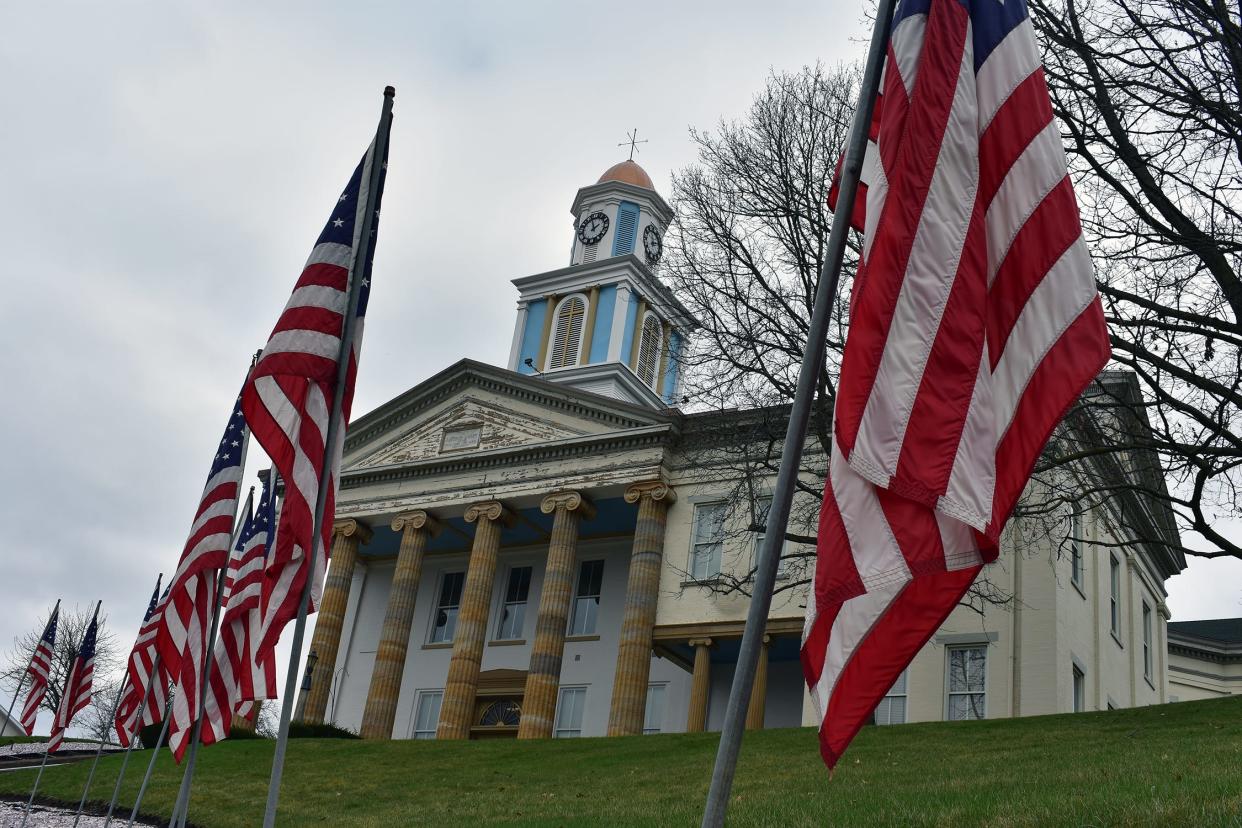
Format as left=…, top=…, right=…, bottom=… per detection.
left=2, top=1, right=1238, bottom=731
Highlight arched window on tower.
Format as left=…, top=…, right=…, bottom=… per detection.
left=547, top=294, right=588, bottom=370
left=636, top=313, right=662, bottom=387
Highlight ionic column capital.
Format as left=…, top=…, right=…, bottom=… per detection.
left=540, top=490, right=597, bottom=521
left=391, top=510, right=442, bottom=537
left=332, top=518, right=373, bottom=544
left=464, top=500, right=517, bottom=527
left=688, top=637, right=714, bottom=648
left=623, top=480, right=677, bottom=506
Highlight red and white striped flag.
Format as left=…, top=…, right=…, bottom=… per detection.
left=157, top=390, right=250, bottom=762
left=18, top=603, right=58, bottom=735
left=801, top=0, right=1110, bottom=768
left=114, top=582, right=169, bottom=747
left=48, top=605, right=99, bottom=753
left=193, top=476, right=278, bottom=746
left=241, top=132, right=390, bottom=671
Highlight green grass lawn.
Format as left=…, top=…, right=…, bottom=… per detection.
left=2, top=696, right=1240, bottom=827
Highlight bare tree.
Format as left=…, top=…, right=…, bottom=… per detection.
left=1029, top=0, right=1242, bottom=561
left=2, top=604, right=121, bottom=725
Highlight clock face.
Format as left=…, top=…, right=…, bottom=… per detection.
left=577, top=211, right=609, bottom=245
left=643, top=224, right=663, bottom=265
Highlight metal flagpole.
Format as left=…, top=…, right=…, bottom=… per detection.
left=698, top=3, right=896, bottom=824
left=124, top=686, right=175, bottom=828
left=4, top=599, right=59, bottom=734
left=73, top=575, right=162, bottom=827
left=102, top=651, right=161, bottom=827
left=23, top=600, right=102, bottom=828
left=169, top=483, right=256, bottom=828
left=262, top=85, right=395, bottom=828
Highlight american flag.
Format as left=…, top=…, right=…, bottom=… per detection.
left=19, top=603, right=58, bottom=735
left=241, top=132, right=389, bottom=672
left=156, top=389, right=250, bottom=762
left=48, top=605, right=99, bottom=753
left=115, top=582, right=169, bottom=747
left=188, top=477, right=277, bottom=747
left=801, top=0, right=1110, bottom=768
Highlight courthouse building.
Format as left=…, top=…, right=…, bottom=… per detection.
left=294, top=159, right=1187, bottom=740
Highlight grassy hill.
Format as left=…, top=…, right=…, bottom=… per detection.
left=2, top=696, right=1240, bottom=826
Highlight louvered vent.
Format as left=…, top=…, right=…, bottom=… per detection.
left=548, top=296, right=587, bottom=370
left=613, top=202, right=639, bottom=255
left=636, top=314, right=662, bottom=386
left=582, top=243, right=598, bottom=264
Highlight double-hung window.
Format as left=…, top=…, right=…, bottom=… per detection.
left=1072, top=665, right=1085, bottom=712
left=753, top=497, right=790, bottom=579
left=875, top=669, right=908, bottom=725
left=429, top=571, right=465, bottom=644
left=1069, top=512, right=1084, bottom=590
left=411, top=690, right=442, bottom=739
left=569, top=560, right=604, bottom=636
left=1142, top=602, right=1153, bottom=681
left=1109, top=555, right=1122, bottom=640
left=554, top=687, right=587, bottom=738
left=643, top=684, right=666, bottom=734
left=946, top=646, right=986, bottom=720
left=496, top=566, right=532, bottom=640
left=690, top=502, right=726, bottom=581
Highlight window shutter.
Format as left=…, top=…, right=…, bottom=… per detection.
left=548, top=296, right=586, bottom=369
left=612, top=202, right=639, bottom=255
left=636, top=314, right=661, bottom=385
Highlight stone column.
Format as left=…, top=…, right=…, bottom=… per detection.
left=301, top=518, right=372, bottom=725
left=607, top=480, right=676, bottom=736
left=518, top=491, right=596, bottom=740
left=437, top=501, right=515, bottom=740
left=687, top=638, right=712, bottom=733
left=359, top=510, right=442, bottom=740
left=746, top=635, right=770, bottom=730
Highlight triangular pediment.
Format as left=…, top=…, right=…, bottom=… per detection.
left=343, top=359, right=672, bottom=472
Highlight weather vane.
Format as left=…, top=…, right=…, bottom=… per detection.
left=618, top=128, right=648, bottom=160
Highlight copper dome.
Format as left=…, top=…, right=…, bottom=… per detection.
left=597, top=159, right=655, bottom=191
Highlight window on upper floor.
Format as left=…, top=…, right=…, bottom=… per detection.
left=429, top=571, right=465, bottom=644
left=1072, top=664, right=1085, bottom=712
left=496, top=566, right=532, bottom=640
left=1143, top=601, right=1153, bottom=681
left=569, top=560, right=604, bottom=636
left=690, top=502, right=727, bottom=581
left=1110, top=554, right=1122, bottom=640
left=875, top=669, right=908, bottom=725
left=752, top=496, right=791, bottom=580
left=554, top=687, right=587, bottom=738
left=946, top=645, right=986, bottom=721
left=547, top=294, right=588, bottom=370
left=410, top=690, right=442, bottom=739
left=636, top=313, right=662, bottom=387
left=1069, top=511, right=1084, bottom=590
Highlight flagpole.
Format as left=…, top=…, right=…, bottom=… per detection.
left=23, top=600, right=101, bottom=828
left=262, top=85, right=395, bottom=828
left=72, top=575, right=161, bottom=827
left=4, top=599, right=59, bottom=735
left=698, top=4, right=896, bottom=824
left=124, top=686, right=175, bottom=828
left=102, top=650, right=161, bottom=828
left=169, top=482, right=255, bottom=828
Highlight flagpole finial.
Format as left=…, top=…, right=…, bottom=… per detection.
left=384, top=86, right=395, bottom=98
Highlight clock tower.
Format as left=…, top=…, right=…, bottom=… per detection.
left=507, top=159, right=696, bottom=409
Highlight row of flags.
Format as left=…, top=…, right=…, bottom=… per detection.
left=10, top=117, right=390, bottom=773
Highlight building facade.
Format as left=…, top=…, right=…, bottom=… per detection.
left=297, top=160, right=1186, bottom=741
left=1167, top=619, right=1242, bottom=702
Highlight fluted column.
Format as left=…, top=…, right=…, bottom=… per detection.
left=301, top=518, right=373, bottom=724
left=519, top=491, right=596, bottom=739
left=746, top=634, right=770, bottom=730
left=360, top=510, right=442, bottom=740
left=687, top=638, right=712, bottom=733
left=608, top=480, right=677, bottom=736
left=437, top=500, right=515, bottom=740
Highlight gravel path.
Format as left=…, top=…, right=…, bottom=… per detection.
left=0, top=800, right=158, bottom=827
left=0, top=744, right=123, bottom=761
